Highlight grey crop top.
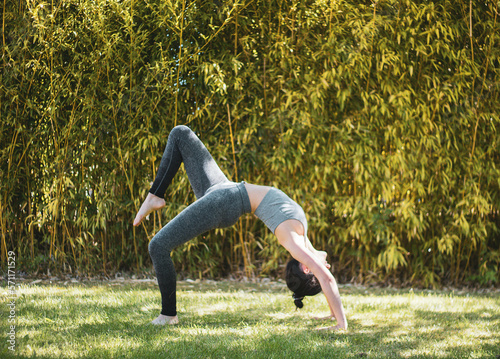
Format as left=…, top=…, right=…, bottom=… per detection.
left=254, top=187, right=308, bottom=237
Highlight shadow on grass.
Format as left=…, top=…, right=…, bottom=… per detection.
left=410, top=309, right=500, bottom=358
left=5, top=283, right=500, bottom=359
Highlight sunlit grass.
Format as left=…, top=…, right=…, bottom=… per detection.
left=1, top=280, right=499, bottom=358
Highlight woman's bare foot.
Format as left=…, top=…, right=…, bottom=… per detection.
left=151, top=314, right=179, bottom=326
left=133, top=193, right=166, bottom=226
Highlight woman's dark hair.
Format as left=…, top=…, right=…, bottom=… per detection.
left=285, top=259, right=322, bottom=309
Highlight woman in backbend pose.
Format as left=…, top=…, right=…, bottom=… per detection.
left=133, top=125, right=347, bottom=330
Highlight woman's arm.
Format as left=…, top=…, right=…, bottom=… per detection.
left=275, top=227, right=347, bottom=330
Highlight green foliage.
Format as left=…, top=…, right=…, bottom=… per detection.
left=1, top=0, right=499, bottom=286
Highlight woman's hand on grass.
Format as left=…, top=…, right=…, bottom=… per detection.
left=315, top=324, right=346, bottom=331
left=313, top=313, right=347, bottom=331
left=312, top=314, right=336, bottom=321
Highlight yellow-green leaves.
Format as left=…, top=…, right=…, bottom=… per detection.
left=1, top=0, right=499, bottom=286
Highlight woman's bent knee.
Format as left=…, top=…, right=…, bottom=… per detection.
left=148, top=238, right=158, bottom=258
left=148, top=233, right=175, bottom=261
left=148, top=237, right=166, bottom=261
left=170, top=125, right=191, bottom=139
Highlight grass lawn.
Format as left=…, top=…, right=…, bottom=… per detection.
left=1, top=279, right=499, bottom=358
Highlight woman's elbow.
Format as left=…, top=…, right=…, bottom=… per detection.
left=316, top=269, right=335, bottom=284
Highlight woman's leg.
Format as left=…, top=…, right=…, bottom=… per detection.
left=137, top=125, right=240, bottom=323
left=148, top=186, right=247, bottom=323
left=150, top=125, right=228, bottom=199
left=134, top=125, right=228, bottom=226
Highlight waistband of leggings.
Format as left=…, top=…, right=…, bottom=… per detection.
left=237, top=181, right=252, bottom=214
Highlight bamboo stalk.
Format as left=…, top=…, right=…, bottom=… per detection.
left=1, top=0, right=5, bottom=65
left=64, top=222, right=77, bottom=270
left=227, top=104, right=239, bottom=181
left=365, top=1, right=377, bottom=92
left=27, top=161, right=34, bottom=259
left=0, top=199, right=6, bottom=263
left=174, top=0, right=187, bottom=126
left=227, top=104, right=252, bottom=278
left=234, top=0, right=238, bottom=56
left=470, top=2, right=497, bottom=163
left=468, top=0, right=479, bottom=163
left=129, top=0, right=134, bottom=116
left=102, top=232, right=106, bottom=274
left=49, top=22, right=58, bottom=265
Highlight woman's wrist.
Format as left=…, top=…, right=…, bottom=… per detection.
left=336, top=318, right=347, bottom=329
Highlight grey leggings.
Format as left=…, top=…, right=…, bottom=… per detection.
left=148, top=125, right=251, bottom=316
